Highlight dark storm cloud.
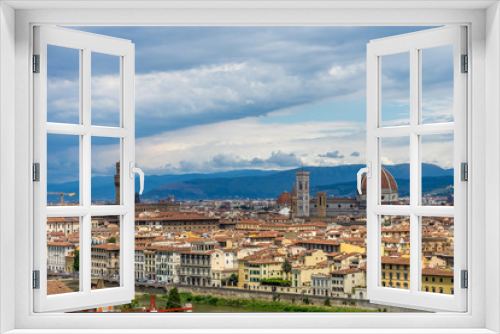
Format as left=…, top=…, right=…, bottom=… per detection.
left=174, top=151, right=302, bottom=173
left=319, top=150, right=344, bottom=159
left=49, top=26, right=434, bottom=138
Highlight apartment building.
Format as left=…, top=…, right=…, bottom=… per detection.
left=422, top=267, right=454, bottom=294
left=135, top=246, right=145, bottom=280
left=155, top=246, right=182, bottom=284
left=46, top=217, right=80, bottom=237
left=91, top=243, right=120, bottom=277
left=381, top=256, right=410, bottom=289
left=210, top=249, right=239, bottom=287
left=179, top=241, right=216, bottom=286
left=47, top=241, right=75, bottom=273
left=330, top=269, right=365, bottom=298
left=144, top=248, right=156, bottom=280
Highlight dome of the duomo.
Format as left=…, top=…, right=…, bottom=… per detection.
left=277, top=191, right=292, bottom=205
left=360, top=167, right=398, bottom=193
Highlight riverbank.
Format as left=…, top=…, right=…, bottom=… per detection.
left=132, top=293, right=378, bottom=313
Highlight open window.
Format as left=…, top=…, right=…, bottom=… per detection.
left=33, top=26, right=138, bottom=312
left=364, top=26, right=467, bottom=312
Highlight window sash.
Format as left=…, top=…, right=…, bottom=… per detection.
left=366, top=26, right=467, bottom=312
left=33, top=25, right=136, bottom=313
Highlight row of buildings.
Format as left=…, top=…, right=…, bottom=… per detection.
left=47, top=214, right=455, bottom=299
left=46, top=168, right=454, bottom=300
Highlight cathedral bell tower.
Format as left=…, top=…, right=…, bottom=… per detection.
left=296, top=170, right=310, bottom=217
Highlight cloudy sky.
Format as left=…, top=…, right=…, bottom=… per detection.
left=46, top=26, right=454, bottom=182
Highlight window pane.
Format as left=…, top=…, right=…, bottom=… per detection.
left=380, top=137, right=408, bottom=205
left=47, top=45, right=80, bottom=124
left=91, top=137, right=121, bottom=205
left=421, top=45, right=454, bottom=124
left=421, top=133, right=454, bottom=206
left=381, top=52, right=410, bottom=127
left=380, top=215, right=410, bottom=290
left=421, top=216, right=454, bottom=294
left=91, top=52, right=121, bottom=127
left=91, top=216, right=121, bottom=290
left=47, top=134, right=80, bottom=206
left=47, top=217, right=80, bottom=295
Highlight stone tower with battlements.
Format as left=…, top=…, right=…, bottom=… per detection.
left=316, top=192, right=326, bottom=218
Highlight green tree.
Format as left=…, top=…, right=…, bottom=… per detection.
left=166, top=287, right=182, bottom=309
left=73, top=249, right=79, bottom=272
left=227, top=273, right=239, bottom=286
left=121, top=298, right=139, bottom=311
left=282, top=258, right=292, bottom=280
left=107, top=237, right=116, bottom=243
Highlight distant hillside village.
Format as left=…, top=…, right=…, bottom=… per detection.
left=46, top=167, right=455, bottom=301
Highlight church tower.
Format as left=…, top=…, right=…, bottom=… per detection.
left=291, top=184, right=297, bottom=219
left=317, top=192, right=326, bottom=218
left=296, top=170, right=310, bottom=217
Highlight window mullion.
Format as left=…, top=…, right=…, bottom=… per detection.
left=81, top=48, right=92, bottom=295
left=409, top=47, right=420, bottom=294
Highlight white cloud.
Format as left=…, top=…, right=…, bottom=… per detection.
left=48, top=60, right=366, bottom=133
left=131, top=113, right=367, bottom=174
left=328, top=63, right=365, bottom=79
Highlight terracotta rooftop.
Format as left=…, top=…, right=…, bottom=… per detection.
left=422, top=267, right=454, bottom=277
left=381, top=256, right=410, bottom=265
left=91, top=243, right=120, bottom=251
left=47, top=280, right=73, bottom=295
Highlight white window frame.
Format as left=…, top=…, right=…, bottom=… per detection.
left=33, top=25, right=136, bottom=312
left=366, top=26, right=467, bottom=312
left=0, top=1, right=499, bottom=334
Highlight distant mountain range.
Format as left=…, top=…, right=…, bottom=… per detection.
left=48, top=163, right=454, bottom=202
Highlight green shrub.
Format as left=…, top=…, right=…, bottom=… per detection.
left=324, top=298, right=331, bottom=307
left=302, top=297, right=310, bottom=305
left=260, top=278, right=292, bottom=286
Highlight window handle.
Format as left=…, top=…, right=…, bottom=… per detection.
left=129, top=162, right=145, bottom=195
left=357, top=162, right=371, bottom=194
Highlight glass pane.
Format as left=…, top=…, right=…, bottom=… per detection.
left=47, top=45, right=80, bottom=124
left=91, top=52, right=121, bottom=127
left=380, top=137, right=409, bottom=205
left=47, top=217, right=80, bottom=295
left=91, top=216, right=121, bottom=290
left=421, top=216, right=454, bottom=294
left=381, top=52, right=410, bottom=127
left=47, top=134, right=80, bottom=206
left=421, top=133, right=454, bottom=206
left=91, top=137, right=121, bottom=205
left=421, top=45, right=454, bottom=124
left=380, top=215, right=410, bottom=290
